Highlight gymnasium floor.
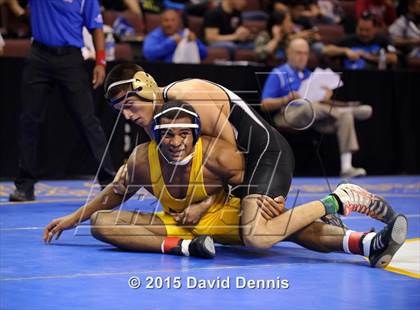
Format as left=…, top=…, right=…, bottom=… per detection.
left=1, top=176, right=419, bottom=309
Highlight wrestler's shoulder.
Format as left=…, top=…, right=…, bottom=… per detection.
left=130, top=143, right=150, bottom=165
left=171, top=79, right=216, bottom=91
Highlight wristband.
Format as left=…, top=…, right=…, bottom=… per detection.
left=96, top=50, right=106, bottom=66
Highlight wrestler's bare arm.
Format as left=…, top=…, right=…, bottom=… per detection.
left=43, top=146, right=147, bottom=242
left=167, top=80, right=237, bottom=146
left=202, top=137, right=245, bottom=186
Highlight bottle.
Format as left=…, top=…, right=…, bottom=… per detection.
left=378, top=48, right=386, bottom=70
left=104, top=25, right=115, bottom=62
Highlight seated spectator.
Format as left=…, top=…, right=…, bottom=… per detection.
left=143, top=9, right=207, bottom=62
left=389, top=0, right=420, bottom=59
left=255, top=10, right=293, bottom=61
left=355, top=0, right=397, bottom=27
left=255, top=9, right=324, bottom=63
left=203, top=0, right=254, bottom=51
left=261, top=38, right=373, bottom=178
left=322, top=13, right=398, bottom=69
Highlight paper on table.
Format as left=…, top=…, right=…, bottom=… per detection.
left=298, top=68, right=343, bottom=102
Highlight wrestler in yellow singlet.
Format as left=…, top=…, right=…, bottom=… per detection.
left=149, top=138, right=242, bottom=245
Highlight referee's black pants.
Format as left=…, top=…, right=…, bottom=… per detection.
left=15, top=44, right=115, bottom=193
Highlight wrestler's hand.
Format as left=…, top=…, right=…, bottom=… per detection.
left=257, top=196, right=286, bottom=220
left=170, top=195, right=216, bottom=225
left=43, top=213, right=79, bottom=243
left=112, top=164, right=128, bottom=195
left=171, top=205, right=205, bottom=226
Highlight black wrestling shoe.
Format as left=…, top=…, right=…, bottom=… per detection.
left=321, top=213, right=348, bottom=229
left=189, top=235, right=216, bottom=259
left=9, top=189, right=35, bottom=202
left=368, top=214, right=407, bottom=268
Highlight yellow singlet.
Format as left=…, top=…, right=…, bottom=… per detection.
left=148, top=138, right=242, bottom=245
left=149, top=138, right=219, bottom=212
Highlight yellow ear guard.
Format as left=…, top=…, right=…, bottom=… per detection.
left=105, top=71, right=159, bottom=108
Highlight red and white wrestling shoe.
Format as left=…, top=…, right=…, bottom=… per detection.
left=333, top=183, right=397, bottom=224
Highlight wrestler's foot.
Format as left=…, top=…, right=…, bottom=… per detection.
left=189, top=235, right=216, bottom=259
left=368, top=214, right=407, bottom=268
left=9, top=189, right=35, bottom=202
left=340, top=167, right=366, bottom=178
left=333, top=183, right=397, bottom=223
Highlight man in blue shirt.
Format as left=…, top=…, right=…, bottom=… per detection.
left=261, top=38, right=372, bottom=178
left=10, top=0, right=115, bottom=201
left=143, top=9, right=207, bottom=63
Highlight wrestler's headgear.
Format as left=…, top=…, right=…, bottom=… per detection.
left=105, top=71, right=160, bottom=108
left=152, top=106, right=201, bottom=145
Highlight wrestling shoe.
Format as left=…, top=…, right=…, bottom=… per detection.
left=333, top=183, right=397, bottom=224
left=9, top=189, right=35, bottom=202
left=368, top=214, right=407, bottom=268
left=189, top=235, right=216, bottom=259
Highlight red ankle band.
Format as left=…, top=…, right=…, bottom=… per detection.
left=348, top=232, right=365, bottom=255
left=162, top=237, right=182, bottom=253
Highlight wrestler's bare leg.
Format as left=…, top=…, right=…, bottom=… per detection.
left=90, top=210, right=167, bottom=252
left=90, top=210, right=216, bottom=258
left=286, top=221, right=346, bottom=253
left=241, top=194, right=332, bottom=249
left=241, top=194, right=347, bottom=252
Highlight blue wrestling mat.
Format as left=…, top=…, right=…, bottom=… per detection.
left=1, top=176, right=419, bottom=309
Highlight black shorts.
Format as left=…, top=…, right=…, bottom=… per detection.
left=228, top=101, right=295, bottom=199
